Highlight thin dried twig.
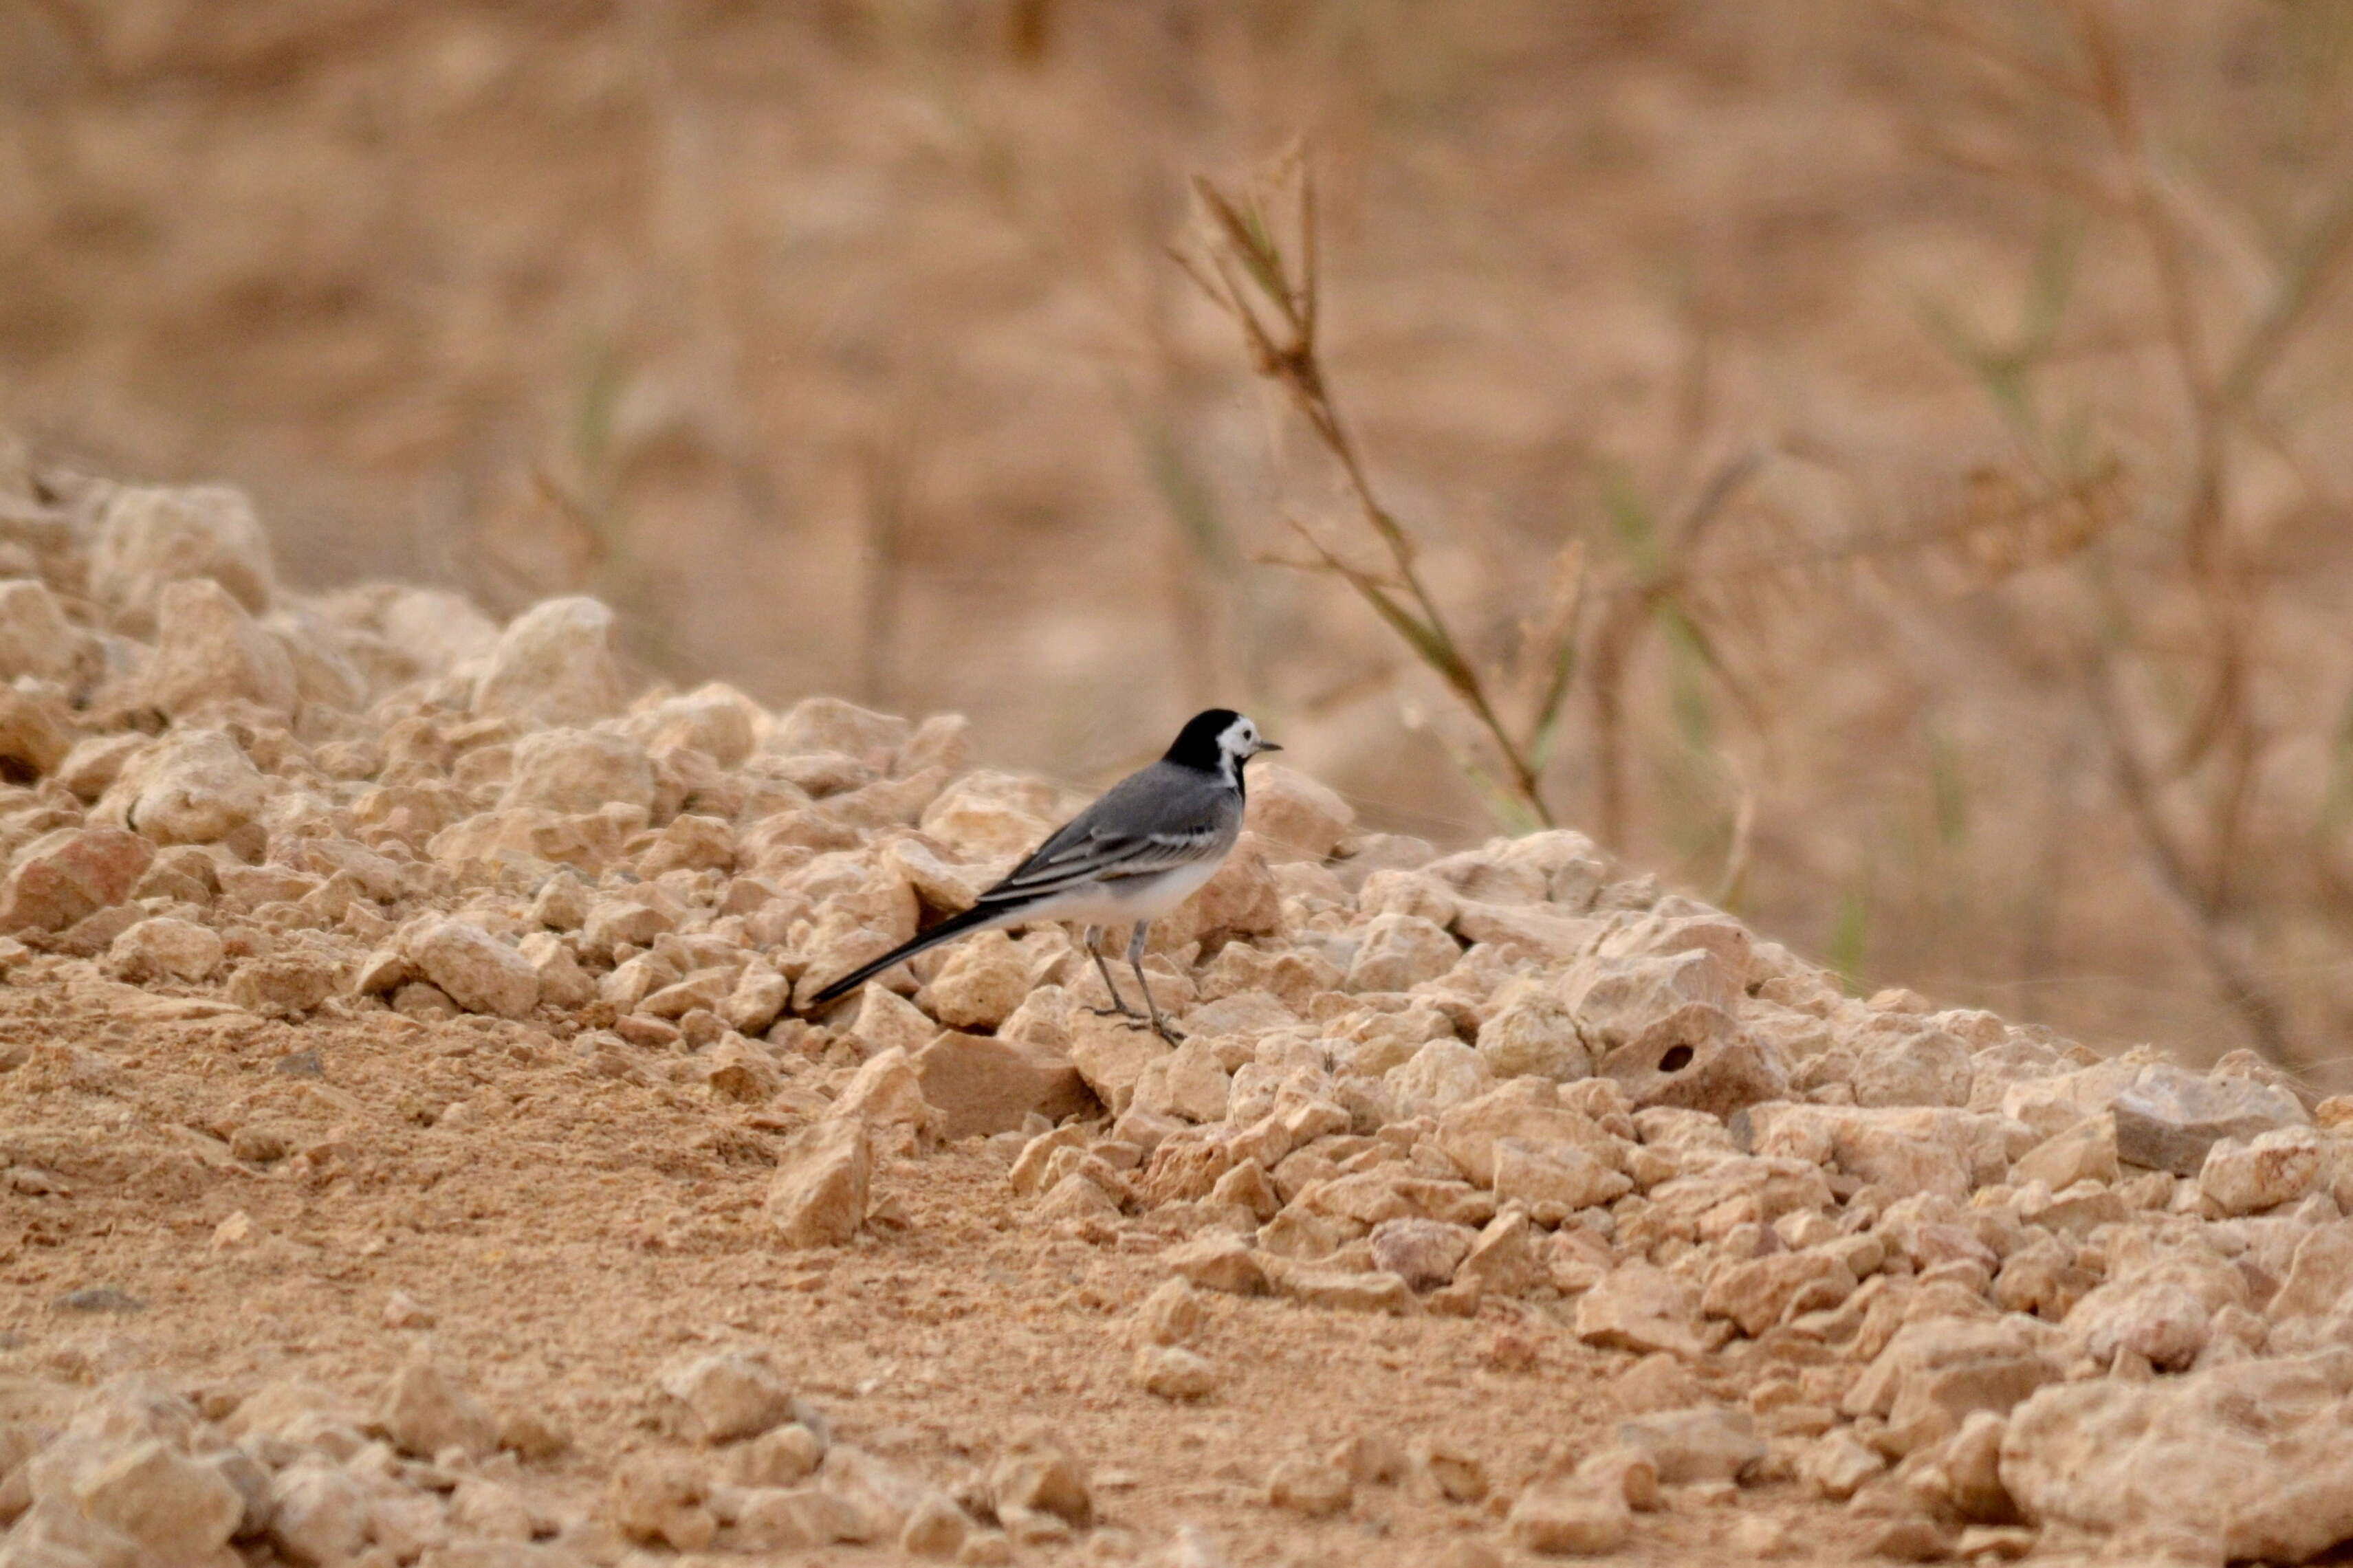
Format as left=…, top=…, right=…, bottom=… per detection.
left=2077, top=650, right=2293, bottom=1060
left=1917, top=0, right=2353, bottom=1064
left=1181, top=157, right=1606, bottom=828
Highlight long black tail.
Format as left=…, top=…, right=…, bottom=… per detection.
left=806, top=900, right=1010, bottom=1008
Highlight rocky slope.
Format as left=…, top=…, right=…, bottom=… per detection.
left=0, top=461, right=2350, bottom=1568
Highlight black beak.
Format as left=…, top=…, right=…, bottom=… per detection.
left=1255, top=740, right=1283, bottom=754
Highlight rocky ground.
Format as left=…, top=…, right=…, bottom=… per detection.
left=1, top=463, right=2352, bottom=1568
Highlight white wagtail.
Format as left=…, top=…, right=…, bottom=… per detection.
left=809, top=708, right=1280, bottom=1042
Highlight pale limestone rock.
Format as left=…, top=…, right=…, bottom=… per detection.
left=895, top=711, right=974, bottom=777
left=722, top=962, right=789, bottom=1037
left=913, top=1030, right=1089, bottom=1139
left=517, top=931, right=595, bottom=1010
left=1036, top=1167, right=1124, bottom=1232
left=1357, top=868, right=1460, bottom=927
left=627, top=682, right=761, bottom=767
left=1474, top=983, right=1594, bottom=1082
left=367, top=1492, right=451, bottom=1560
left=880, top=835, right=1002, bottom=912
left=1412, top=1437, right=1489, bottom=1502
left=0, top=578, right=85, bottom=682
left=734, top=1483, right=860, bottom=1549
left=1135, top=1279, right=1209, bottom=1346
left=366, top=584, right=500, bottom=677
left=1435, top=1078, right=1626, bottom=1186
left=1328, top=1431, right=1412, bottom=1488
left=1799, top=1430, right=1885, bottom=1501
left=1612, top=1355, right=1704, bottom=1416
left=639, top=812, right=734, bottom=875
left=1132, top=1344, right=1221, bottom=1400
left=1701, top=1250, right=1859, bottom=1338
left=1744, top=1103, right=2020, bottom=1202
left=1562, top=947, right=1741, bottom=1036
left=265, top=606, right=371, bottom=712
left=1575, top=1263, right=1703, bottom=1358
left=771, top=695, right=910, bottom=764
left=794, top=870, right=921, bottom=1007
left=89, top=483, right=275, bottom=631
left=768, top=1118, right=871, bottom=1248
left=1162, top=1234, right=1268, bottom=1294
left=0, top=688, right=70, bottom=784
left=2000, top=1349, right=2353, bottom=1565
left=1850, top=1026, right=1973, bottom=1108
left=1458, top=1208, right=1548, bottom=1296
left=605, top=1451, right=716, bottom=1549
left=1844, top=1318, right=2064, bottom=1458
left=501, top=727, right=654, bottom=815
left=148, top=577, right=298, bottom=716
left=0, top=826, right=153, bottom=931
left=2268, top=1222, right=2353, bottom=1323
left=822, top=1442, right=932, bottom=1542
left=1066, top=1007, right=1169, bottom=1116
left=100, top=727, right=267, bottom=847
left=1242, top=762, right=1354, bottom=862
left=69, top=1437, right=245, bottom=1560
left=845, top=984, right=936, bottom=1058
left=2115, top=1065, right=2308, bottom=1175
left=2200, top=1125, right=2328, bottom=1215
left=825, top=765, right=948, bottom=830
left=988, top=1434, right=1092, bottom=1526
left=582, top=895, right=674, bottom=954
left=376, top=1361, right=499, bottom=1459
left=1615, top=1404, right=1762, bottom=1483
left=826, top=1047, right=940, bottom=1139
left=899, top=1491, right=972, bottom=1558
left=1493, top=1138, right=1632, bottom=1222
left=472, top=597, right=626, bottom=728
left=655, top=1351, right=794, bottom=1443
left=1132, top=1038, right=1232, bottom=1124
left=107, top=915, right=224, bottom=982
left=729, top=1423, right=825, bottom=1488
left=4, top=1494, right=150, bottom=1567
left=405, top=918, right=540, bottom=1019
left=1507, top=1479, right=1634, bottom=1555
left=1593, top=1008, right=1788, bottom=1118
left=1930, top=1410, right=2017, bottom=1525
left=1451, top=898, right=1599, bottom=961
left=1384, top=1037, right=1495, bottom=1115
left=1368, top=1217, right=1478, bottom=1291
left=447, top=1476, right=537, bottom=1541
left=267, top=1460, right=371, bottom=1566
left=918, top=770, right=1056, bottom=860
left=56, top=732, right=149, bottom=803
left=2011, top=1114, right=2120, bottom=1190
left=1266, top=1456, right=1352, bottom=1517
left=922, top=929, right=1034, bottom=1030
left=2068, top=1274, right=2216, bottom=1371
left=1346, top=912, right=1460, bottom=993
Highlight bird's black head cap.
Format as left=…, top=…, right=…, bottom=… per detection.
left=1163, top=709, right=1278, bottom=779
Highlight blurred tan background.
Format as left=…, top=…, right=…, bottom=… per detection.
left=4, top=0, right=2352, bottom=1080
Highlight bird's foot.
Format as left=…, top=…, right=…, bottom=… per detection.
left=1086, top=1002, right=1148, bottom=1022
left=1149, top=1020, right=1185, bottom=1046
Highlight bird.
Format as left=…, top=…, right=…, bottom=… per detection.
left=807, top=708, right=1281, bottom=1043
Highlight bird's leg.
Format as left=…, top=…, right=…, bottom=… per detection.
left=1082, top=924, right=1146, bottom=1020
left=1128, top=921, right=1183, bottom=1045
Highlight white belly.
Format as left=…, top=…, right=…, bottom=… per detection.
left=1021, top=852, right=1228, bottom=928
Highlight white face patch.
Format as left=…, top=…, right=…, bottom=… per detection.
left=1219, top=717, right=1258, bottom=762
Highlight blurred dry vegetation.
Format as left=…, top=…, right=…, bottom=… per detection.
left=3, top=0, right=2352, bottom=1082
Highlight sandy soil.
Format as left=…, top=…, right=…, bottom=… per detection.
left=0, top=964, right=1906, bottom=1567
